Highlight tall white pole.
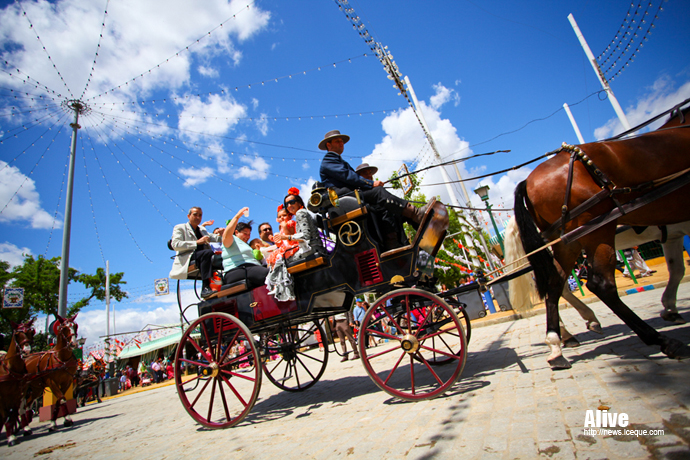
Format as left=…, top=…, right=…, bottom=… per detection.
left=105, top=260, right=110, bottom=361
left=404, top=76, right=481, bottom=269
left=57, top=102, right=82, bottom=317
left=563, top=103, right=586, bottom=144
left=568, top=13, right=632, bottom=131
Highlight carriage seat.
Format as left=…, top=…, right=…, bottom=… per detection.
left=285, top=209, right=328, bottom=267
left=205, top=279, right=249, bottom=300
left=186, top=254, right=223, bottom=280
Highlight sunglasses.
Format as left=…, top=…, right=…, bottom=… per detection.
left=285, top=199, right=299, bottom=206
left=260, top=227, right=272, bottom=232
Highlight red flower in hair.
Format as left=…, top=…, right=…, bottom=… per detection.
left=288, top=187, right=300, bottom=196
left=277, top=204, right=284, bottom=212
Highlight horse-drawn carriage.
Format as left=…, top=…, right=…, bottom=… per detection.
left=173, top=188, right=474, bottom=428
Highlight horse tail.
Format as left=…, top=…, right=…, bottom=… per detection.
left=504, top=216, right=536, bottom=313
left=514, top=180, right=559, bottom=299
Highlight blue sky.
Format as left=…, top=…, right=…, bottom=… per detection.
left=1, top=0, right=689, bottom=347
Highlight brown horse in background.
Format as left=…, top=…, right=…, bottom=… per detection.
left=75, top=357, right=104, bottom=407
left=511, top=100, right=690, bottom=369
left=0, top=319, right=35, bottom=446
left=24, top=314, right=79, bottom=432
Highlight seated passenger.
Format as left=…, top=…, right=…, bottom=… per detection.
left=220, top=208, right=269, bottom=289
left=249, top=238, right=268, bottom=267
left=318, top=130, right=428, bottom=249
left=169, top=206, right=224, bottom=299
left=265, top=188, right=323, bottom=301
left=266, top=202, right=299, bottom=267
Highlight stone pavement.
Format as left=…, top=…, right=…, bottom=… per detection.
left=5, top=285, right=690, bottom=459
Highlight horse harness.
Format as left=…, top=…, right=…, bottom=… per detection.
left=541, top=136, right=690, bottom=245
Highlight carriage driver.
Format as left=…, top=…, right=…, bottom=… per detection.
left=318, top=130, right=429, bottom=249
left=169, top=207, right=224, bottom=299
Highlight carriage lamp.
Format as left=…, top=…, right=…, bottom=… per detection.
left=473, top=185, right=505, bottom=255
left=78, top=337, right=87, bottom=347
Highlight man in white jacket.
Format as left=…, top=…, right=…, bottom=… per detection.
left=169, top=207, right=223, bottom=298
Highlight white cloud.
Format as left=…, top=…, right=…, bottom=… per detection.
left=429, top=82, right=460, bottom=109
left=472, top=167, right=532, bottom=230
left=0, top=161, right=57, bottom=229
left=362, top=82, right=530, bottom=232
left=69, top=286, right=201, bottom=347
left=177, top=93, right=247, bottom=139
left=233, top=155, right=269, bottom=180
left=299, top=177, right=317, bottom=197
left=0, top=242, right=32, bottom=268
left=179, top=166, right=214, bottom=187
left=0, top=0, right=269, bottom=128
left=198, top=65, right=219, bottom=78
left=254, top=113, right=269, bottom=136
left=363, top=84, right=472, bottom=206
left=594, top=76, right=690, bottom=139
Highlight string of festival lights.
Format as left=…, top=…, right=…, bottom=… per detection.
left=0, top=117, right=68, bottom=215
left=84, top=0, right=259, bottom=102
left=17, top=0, right=75, bottom=99
left=77, top=136, right=107, bottom=265
left=84, top=131, right=154, bottom=263
left=597, top=1, right=664, bottom=82
left=78, top=0, right=110, bottom=100
left=42, top=159, right=68, bottom=258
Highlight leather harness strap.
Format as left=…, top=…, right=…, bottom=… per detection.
left=559, top=168, right=690, bottom=244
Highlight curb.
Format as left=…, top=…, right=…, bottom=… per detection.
left=469, top=275, right=690, bottom=330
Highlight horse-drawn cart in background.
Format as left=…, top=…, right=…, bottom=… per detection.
left=173, top=188, right=476, bottom=428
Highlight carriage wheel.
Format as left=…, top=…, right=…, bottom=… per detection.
left=446, top=300, right=472, bottom=345
left=174, top=312, right=261, bottom=429
left=358, top=288, right=467, bottom=401
left=261, top=321, right=329, bottom=392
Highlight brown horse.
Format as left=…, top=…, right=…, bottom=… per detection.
left=510, top=100, right=690, bottom=369
left=24, top=314, right=79, bottom=432
left=0, top=319, right=36, bottom=446
left=75, top=357, right=104, bottom=407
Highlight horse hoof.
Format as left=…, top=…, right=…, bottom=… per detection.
left=64, top=420, right=73, bottom=428
left=548, top=355, right=572, bottom=369
left=48, top=426, right=57, bottom=432
left=660, top=312, right=687, bottom=324
left=586, top=321, right=604, bottom=334
left=563, top=337, right=581, bottom=348
left=8, top=440, right=16, bottom=447
left=22, top=429, right=32, bottom=437
left=661, top=337, right=690, bottom=359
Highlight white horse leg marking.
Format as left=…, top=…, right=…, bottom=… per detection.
left=545, top=331, right=562, bottom=361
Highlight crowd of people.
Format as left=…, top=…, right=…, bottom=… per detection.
left=114, top=357, right=175, bottom=393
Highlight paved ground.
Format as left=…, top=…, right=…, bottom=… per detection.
left=5, top=284, right=690, bottom=459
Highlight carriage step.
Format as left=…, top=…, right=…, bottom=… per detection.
left=287, top=256, right=326, bottom=275
left=206, top=281, right=249, bottom=299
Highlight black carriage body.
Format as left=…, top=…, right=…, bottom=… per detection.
left=196, top=196, right=448, bottom=335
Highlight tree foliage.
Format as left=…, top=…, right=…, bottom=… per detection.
left=388, top=169, right=492, bottom=289
left=0, top=255, right=128, bottom=344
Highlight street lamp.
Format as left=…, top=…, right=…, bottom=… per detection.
left=474, top=184, right=505, bottom=256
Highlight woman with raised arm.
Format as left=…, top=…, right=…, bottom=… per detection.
left=221, top=207, right=269, bottom=289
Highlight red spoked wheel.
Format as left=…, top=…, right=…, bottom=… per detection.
left=174, top=312, right=262, bottom=429
left=260, top=321, right=329, bottom=392
left=358, top=288, right=467, bottom=401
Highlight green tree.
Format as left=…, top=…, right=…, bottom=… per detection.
left=72, top=267, right=128, bottom=312
left=0, top=255, right=128, bottom=344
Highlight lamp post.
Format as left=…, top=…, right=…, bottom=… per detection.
left=474, top=185, right=505, bottom=256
